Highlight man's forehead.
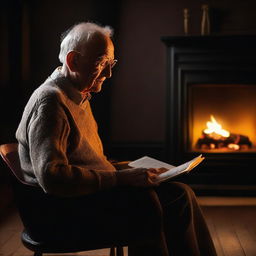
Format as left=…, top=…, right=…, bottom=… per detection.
left=96, top=42, right=114, bottom=58
left=97, top=52, right=113, bottom=60
left=86, top=35, right=114, bottom=59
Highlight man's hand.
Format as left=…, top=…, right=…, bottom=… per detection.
left=115, top=167, right=168, bottom=187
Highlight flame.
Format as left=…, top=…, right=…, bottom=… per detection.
left=204, top=115, right=230, bottom=137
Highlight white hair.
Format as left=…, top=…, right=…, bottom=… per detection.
left=58, top=22, right=113, bottom=64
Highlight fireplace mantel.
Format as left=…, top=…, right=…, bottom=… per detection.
left=162, top=34, right=256, bottom=48
left=161, top=35, right=256, bottom=193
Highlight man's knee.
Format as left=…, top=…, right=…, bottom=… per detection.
left=156, top=181, right=197, bottom=215
left=171, top=182, right=195, bottom=197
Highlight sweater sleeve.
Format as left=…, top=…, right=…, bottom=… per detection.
left=28, top=95, right=116, bottom=197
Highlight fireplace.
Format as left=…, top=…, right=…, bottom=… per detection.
left=162, top=35, right=256, bottom=192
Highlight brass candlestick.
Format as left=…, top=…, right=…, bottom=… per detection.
left=201, top=4, right=210, bottom=35
left=183, top=8, right=189, bottom=35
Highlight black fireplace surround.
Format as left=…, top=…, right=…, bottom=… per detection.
left=161, top=35, right=256, bottom=193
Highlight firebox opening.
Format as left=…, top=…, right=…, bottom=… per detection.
left=188, top=84, right=256, bottom=152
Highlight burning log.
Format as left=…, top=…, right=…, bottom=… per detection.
left=196, top=132, right=252, bottom=150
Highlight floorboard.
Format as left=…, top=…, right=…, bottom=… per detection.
left=202, top=208, right=225, bottom=256
left=1, top=199, right=256, bottom=256
left=202, top=206, right=256, bottom=256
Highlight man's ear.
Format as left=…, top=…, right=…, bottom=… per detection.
left=66, top=51, right=79, bottom=72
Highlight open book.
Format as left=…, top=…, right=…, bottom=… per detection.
left=128, top=155, right=204, bottom=182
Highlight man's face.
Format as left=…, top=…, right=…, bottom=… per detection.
left=76, top=35, right=115, bottom=93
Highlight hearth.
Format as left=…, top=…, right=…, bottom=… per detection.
left=162, top=35, right=256, bottom=190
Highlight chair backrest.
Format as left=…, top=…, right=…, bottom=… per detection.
left=0, top=143, right=125, bottom=255
left=0, top=143, right=30, bottom=185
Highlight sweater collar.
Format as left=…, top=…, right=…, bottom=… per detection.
left=49, top=67, right=91, bottom=105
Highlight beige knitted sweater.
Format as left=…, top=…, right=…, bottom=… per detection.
left=16, top=68, right=116, bottom=197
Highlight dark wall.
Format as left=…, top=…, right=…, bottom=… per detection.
left=1, top=0, right=256, bottom=152
left=110, top=0, right=256, bottom=145
left=0, top=0, right=121, bottom=145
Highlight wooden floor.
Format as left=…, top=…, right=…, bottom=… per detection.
left=0, top=198, right=256, bottom=256
left=202, top=206, right=256, bottom=256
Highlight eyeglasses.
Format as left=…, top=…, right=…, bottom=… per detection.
left=95, top=58, right=118, bottom=70
left=74, top=51, right=117, bottom=70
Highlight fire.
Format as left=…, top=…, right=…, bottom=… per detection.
left=196, top=115, right=252, bottom=151
left=204, top=115, right=230, bottom=138
left=228, top=144, right=240, bottom=150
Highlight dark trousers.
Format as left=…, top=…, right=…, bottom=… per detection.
left=18, top=182, right=217, bottom=256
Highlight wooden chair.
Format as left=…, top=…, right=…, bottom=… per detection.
left=0, top=143, right=124, bottom=256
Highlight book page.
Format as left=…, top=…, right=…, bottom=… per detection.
left=156, top=155, right=204, bottom=182
left=128, top=155, right=204, bottom=182
left=128, top=156, right=175, bottom=169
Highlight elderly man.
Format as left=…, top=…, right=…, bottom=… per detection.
left=16, top=22, right=216, bottom=256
